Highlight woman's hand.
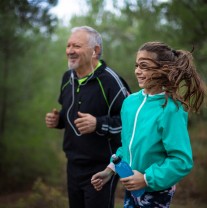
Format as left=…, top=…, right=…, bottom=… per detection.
left=91, top=167, right=114, bottom=191
left=120, top=170, right=146, bottom=191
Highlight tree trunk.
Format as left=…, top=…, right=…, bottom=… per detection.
left=0, top=47, right=9, bottom=139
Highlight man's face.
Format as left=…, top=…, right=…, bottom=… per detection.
left=66, top=30, right=94, bottom=71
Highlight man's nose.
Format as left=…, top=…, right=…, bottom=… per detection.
left=66, top=46, right=75, bottom=54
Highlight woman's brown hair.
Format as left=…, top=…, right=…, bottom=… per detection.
left=138, top=41, right=206, bottom=112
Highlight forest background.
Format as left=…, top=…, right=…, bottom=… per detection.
left=0, top=0, right=206, bottom=207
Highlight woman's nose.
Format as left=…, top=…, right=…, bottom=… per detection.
left=135, top=67, right=142, bottom=74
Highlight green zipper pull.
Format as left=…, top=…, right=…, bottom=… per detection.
left=77, top=85, right=80, bottom=93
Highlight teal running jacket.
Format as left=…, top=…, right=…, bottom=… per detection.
left=116, top=90, right=193, bottom=191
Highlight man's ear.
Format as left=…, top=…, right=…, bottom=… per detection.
left=94, top=45, right=101, bottom=58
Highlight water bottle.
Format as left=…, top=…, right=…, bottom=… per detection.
left=112, top=154, right=145, bottom=197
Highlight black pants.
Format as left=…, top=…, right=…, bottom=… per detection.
left=67, top=160, right=119, bottom=208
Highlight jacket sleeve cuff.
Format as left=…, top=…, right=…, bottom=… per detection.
left=96, top=117, right=107, bottom=135
left=144, top=174, right=149, bottom=186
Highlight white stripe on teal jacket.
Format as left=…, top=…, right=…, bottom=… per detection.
left=116, top=89, right=193, bottom=191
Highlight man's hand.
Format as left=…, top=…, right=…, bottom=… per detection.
left=74, top=112, right=97, bottom=134
left=45, top=108, right=59, bottom=128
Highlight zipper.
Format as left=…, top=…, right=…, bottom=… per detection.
left=128, top=95, right=147, bottom=166
left=77, top=101, right=81, bottom=111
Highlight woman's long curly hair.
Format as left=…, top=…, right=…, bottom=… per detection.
left=138, top=41, right=206, bottom=112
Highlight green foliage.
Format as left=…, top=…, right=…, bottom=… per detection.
left=0, top=0, right=58, bottom=35
left=0, top=0, right=58, bottom=138
left=0, top=0, right=64, bottom=192
left=0, top=178, right=68, bottom=208
left=0, top=28, right=69, bottom=192
left=17, top=178, right=68, bottom=208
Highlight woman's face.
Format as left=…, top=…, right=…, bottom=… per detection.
left=135, top=50, right=162, bottom=94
